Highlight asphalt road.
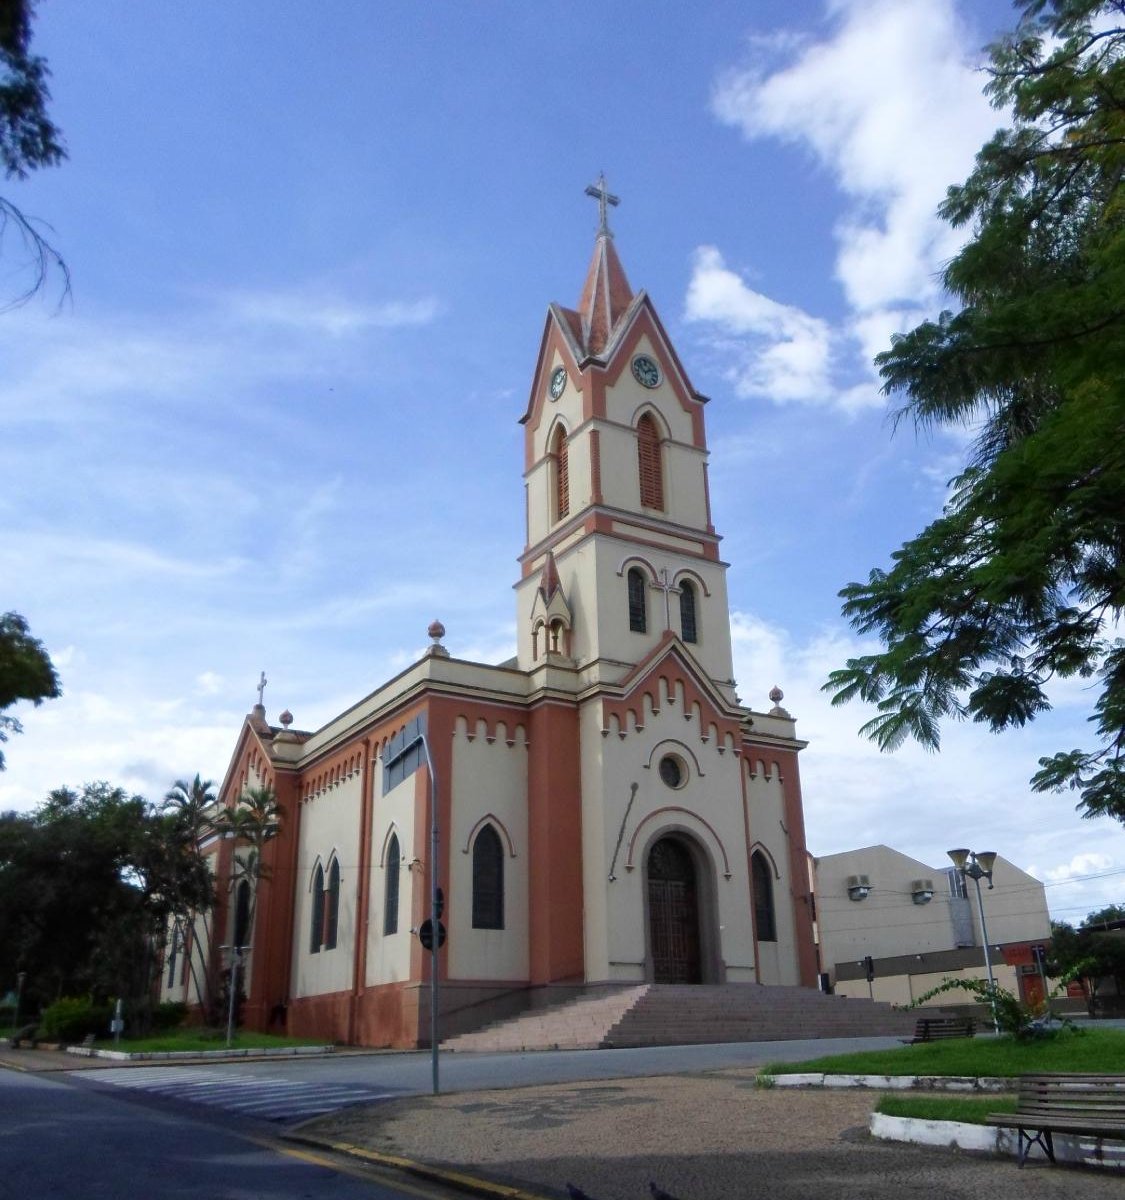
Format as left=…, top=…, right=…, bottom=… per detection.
left=71, top=1035, right=909, bottom=1121
left=0, top=1065, right=463, bottom=1200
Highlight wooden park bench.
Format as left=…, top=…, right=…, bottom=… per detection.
left=903, top=1015, right=975, bottom=1044
left=987, top=1073, right=1125, bottom=1167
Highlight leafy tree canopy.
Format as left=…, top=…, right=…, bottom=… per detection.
left=825, top=0, right=1125, bottom=822
left=0, top=610, right=60, bottom=769
left=0, top=0, right=66, bottom=304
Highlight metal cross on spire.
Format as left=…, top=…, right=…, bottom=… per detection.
left=256, top=670, right=267, bottom=707
left=585, top=172, right=619, bottom=237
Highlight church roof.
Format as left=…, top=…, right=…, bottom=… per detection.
left=576, top=231, right=634, bottom=356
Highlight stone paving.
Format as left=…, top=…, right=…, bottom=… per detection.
left=301, top=1067, right=1125, bottom=1200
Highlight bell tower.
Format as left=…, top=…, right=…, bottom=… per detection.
left=516, top=178, right=737, bottom=699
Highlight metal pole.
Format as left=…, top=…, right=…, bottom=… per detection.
left=14, top=971, right=25, bottom=1034
left=226, top=948, right=240, bottom=1048
left=417, top=733, right=440, bottom=1096
left=972, top=874, right=1000, bottom=1034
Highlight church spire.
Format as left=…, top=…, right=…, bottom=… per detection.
left=578, top=174, right=634, bottom=356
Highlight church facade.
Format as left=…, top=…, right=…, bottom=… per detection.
left=184, top=191, right=819, bottom=1047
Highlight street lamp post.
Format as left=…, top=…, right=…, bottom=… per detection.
left=221, top=944, right=250, bottom=1047
left=948, top=848, right=1000, bottom=1033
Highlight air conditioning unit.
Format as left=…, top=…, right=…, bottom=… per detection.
left=846, top=873, right=871, bottom=901
left=911, top=878, right=935, bottom=905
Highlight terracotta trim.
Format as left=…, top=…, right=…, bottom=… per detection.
left=461, top=813, right=519, bottom=858
left=590, top=428, right=603, bottom=504
left=349, top=737, right=374, bottom=1045
left=625, top=806, right=732, bottom=879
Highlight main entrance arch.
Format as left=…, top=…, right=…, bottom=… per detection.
left=646, top=836, right=703, bottom=983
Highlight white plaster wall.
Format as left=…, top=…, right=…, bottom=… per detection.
left=366, top=762, right=417, bottom=987
left=745, top=764, right=800, bottom=985
left=816, top=847, right=1050, bottom=973
left=447, top=718, right=530, bottom=981
left=837, top=962, right=1023, bottom=1006
left=581, top=695, right=757, bottom=983
left=290, top=773, right=362, bottom=999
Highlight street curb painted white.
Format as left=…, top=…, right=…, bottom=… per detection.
left=65, top=1044, right=335, bottom=1061
left=870, top=1113, right=1125, bottom=1171
left=770, top=1073, right=1008, bottom=1091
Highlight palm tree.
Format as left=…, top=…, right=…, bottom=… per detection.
left=162, top=776, right=220, bottom=1017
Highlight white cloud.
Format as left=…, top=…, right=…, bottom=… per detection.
left=684, top=246, right=838, bottom=405
left=223, top=290, right=441, bottom=337
left=693, top=0, right=1002, bottom=411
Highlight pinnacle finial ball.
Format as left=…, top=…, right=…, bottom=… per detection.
left=769, top=685, right=784, bottom=705
left=279, top=709, right=293, bottom=728
left=428, top=620, right=446, bottom=642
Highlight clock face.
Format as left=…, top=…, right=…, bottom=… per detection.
left=549, top=366, right=567, bottom=400
left=632, top=355, right=660, bottom=388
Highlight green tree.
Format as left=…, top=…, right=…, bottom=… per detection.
left=825, top=0, right=1125, bottom=822
left=161, top=775, right=220, bottom=1016
left=1047, top=906, right=1125, bottom=1015
left=0, top=0, right=67, bottom=305
left=0, top=783, right=158, bottom=1006
left=0, top=611, right=60, bottom=769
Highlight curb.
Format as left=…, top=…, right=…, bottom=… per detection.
left=870, top=1113, right=1125, bottom=1170
left=769, top=1072, right=1008, bottom=1092
left=284, top=1132, right=553, bottom=1200
left=65, top=1044, right=335, bottom=1062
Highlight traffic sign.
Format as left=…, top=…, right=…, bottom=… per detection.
left=418, top=918, right=446, bottom=950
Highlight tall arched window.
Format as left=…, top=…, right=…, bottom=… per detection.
left=472, top=824, right=504, bottom=930
left=309, top=864, right=325, bottom=953
left=627, top=567, right=648, bottom=633
left=552, top=426, right=570, bottom=521
left=637, top=414, right=664, bottom=510
left=325, top=858, right=341, bottom=950
left=679, top=579, right=698, bottom=644
left=233, top=878, right=252, bottom=948
left=384, top=834, right=400, bottom=935
left=751, top=851, right=777, bottom=942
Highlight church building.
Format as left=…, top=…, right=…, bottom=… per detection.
left=192, top=183, right=819, bottom=1047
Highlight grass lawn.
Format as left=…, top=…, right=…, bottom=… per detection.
left=763, top=1028, right=1125, bottom=1078
left=92, top=1029, right=328, bottom=1053
left=875, top=1095, right=1018, bottom=1125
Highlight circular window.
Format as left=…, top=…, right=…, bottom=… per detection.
left=658, top=754, right=686, bottom=789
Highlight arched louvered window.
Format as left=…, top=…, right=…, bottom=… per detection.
left=637, top=414, right=664, bottom=510
left=627, top=567, right=648, bottom=634
left=552, top=426, right=570, bottom=521
left=309, top=864, right=325, bottom=954
left=325, top=858, right=341, bottom=950
left=752, top=851, right=777, bottom=942
left=384, top=834, right=400, bottom=935
left=680, top=580, right=698, bottom=644
left=472, top=824, right=504, bottom=930
left=233, top=879, right=252, bottom=948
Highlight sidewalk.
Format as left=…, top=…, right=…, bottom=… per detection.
left=298, top=1068, right=1125, bottom=1200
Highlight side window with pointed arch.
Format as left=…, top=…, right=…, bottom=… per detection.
left=310, top=865, right=325, bottom=954
left=637, top=413, right=664, bottom=510
left=325, top=858, right=341, bottom=950
left=552, top=426, right=570, bottom=521
left=384, top=833, right=400, bottom=935
left=680, top=579, right=698, bottom=644
left=233, top=878, right=252, bottom=949
left=627, top=567, right=647, bottom=633
left=752, top=851, right=777, bottom=942
left=472, top=824, right=504, bottom=930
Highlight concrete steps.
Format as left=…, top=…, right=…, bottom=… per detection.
left=442, top=983, right=917, bottom=1052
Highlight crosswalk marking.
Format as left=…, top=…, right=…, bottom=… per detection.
left=75, top=1066, right=395, bottom=1123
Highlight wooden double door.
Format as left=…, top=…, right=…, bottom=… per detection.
left=647, top=836, right=703, bottom=984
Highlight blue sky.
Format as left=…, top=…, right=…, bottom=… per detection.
left=3, top=0, right=1122, bottom=923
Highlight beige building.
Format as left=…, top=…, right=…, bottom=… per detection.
left=815, top=844, right=1051, bottom=1011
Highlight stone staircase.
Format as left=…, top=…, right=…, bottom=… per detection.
left=441, top=983, right=917, bottom=1052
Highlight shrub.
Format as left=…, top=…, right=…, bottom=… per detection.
left=150, top=1001, right=188, bottom=1031
left=38, top=996, right=113, bottom=1044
